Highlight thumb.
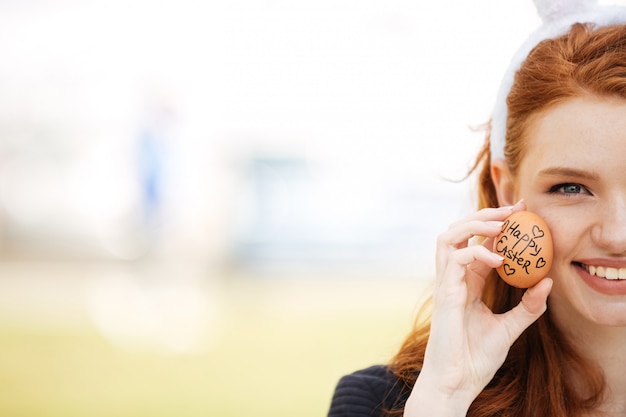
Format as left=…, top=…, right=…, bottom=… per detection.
left=500, top=278, right=553, bottom=343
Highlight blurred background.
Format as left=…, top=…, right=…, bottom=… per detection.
left=0, top=0, right=574, bottom=415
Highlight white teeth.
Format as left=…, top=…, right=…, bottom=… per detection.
left=584, top=264, right=626, bottom=280
left=606, top=267, right=619, bottom=280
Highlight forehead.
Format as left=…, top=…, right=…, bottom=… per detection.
left=520, top=95, right=626, bottom=172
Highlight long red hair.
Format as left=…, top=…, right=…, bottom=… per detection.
left=388, top=22, right=626, bottom=417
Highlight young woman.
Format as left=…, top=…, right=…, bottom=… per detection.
left=328, top=1, right=626, bottom=416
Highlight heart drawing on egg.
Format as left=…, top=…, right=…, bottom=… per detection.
left=536, top=257, right=547, bottom=268
left=503, top=264, right=516, bottom=276
left=532, top=225, right=545, bottom=239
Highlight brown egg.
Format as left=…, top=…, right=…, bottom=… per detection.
left=492, top=210, right=553, bottom=288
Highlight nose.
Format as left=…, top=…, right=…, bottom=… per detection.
left=592, top=196, right=626, bottom=254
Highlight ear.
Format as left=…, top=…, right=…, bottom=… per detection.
left=490, top=158, right=516, bottom=207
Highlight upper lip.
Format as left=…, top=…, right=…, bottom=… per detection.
left=576, top=258, right=626, bottom=269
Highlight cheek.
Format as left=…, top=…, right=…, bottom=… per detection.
left=540, top=214, right=584, bottom=262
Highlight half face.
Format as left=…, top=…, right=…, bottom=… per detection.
left=497, top=95, right=626, bottom=329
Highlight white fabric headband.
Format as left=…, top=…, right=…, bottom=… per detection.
left=490, top=0, right=626, bottom=159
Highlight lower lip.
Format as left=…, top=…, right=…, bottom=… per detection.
left=576, top=264, right=626, bottom=295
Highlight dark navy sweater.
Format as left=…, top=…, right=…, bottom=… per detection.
left=327, top=365, right=413, bottom=417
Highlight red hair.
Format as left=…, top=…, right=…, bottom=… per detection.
left=387, top=22, right=626, bottom=417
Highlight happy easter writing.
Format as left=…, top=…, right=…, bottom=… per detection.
left=494, top=219, right=548, bottom=276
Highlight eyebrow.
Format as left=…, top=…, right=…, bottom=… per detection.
left=536, top=167, right=599, bottom=181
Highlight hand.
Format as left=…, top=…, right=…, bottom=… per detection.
left=404, top=201, right=553, bottom=416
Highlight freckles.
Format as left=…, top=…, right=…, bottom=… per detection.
left=544, top=216, right=586, bottom=262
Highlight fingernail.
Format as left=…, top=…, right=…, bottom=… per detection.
left=499, top=199, right=525, bottom=211
left=487, top=221, right=504, bottom=228
left=490, top=252, right=504, bottom=262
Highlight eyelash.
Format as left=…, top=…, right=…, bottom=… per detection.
left=548, top=183, right=591, bottom=196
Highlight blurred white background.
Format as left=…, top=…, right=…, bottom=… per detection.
left=0, top=0, right=544, bottom=272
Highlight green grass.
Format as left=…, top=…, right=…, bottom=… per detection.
left=0, top=277, right=423, bottom=417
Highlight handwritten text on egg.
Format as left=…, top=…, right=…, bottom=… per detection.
left=494, top=219, right=547, bottom=275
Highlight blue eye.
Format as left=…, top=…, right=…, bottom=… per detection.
left=549, top=183, right=589, bottom=195
left=563, top=184, right=581, bottom=193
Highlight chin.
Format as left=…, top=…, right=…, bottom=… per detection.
left=548, top=266, right=626, bottom=328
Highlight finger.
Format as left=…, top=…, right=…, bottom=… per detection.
left=435, top=202, right=526, bottom=281
left=498, top=277, right=553, bottom=343
left=439, top=220, right=504, bottom=248
left=438, top=204, right=524, bottom=253
left=446, top=200, right=525, bottom=227
left=435, top=245, right=504, bottom=297
left=469, top=236, right=499, bottom=277
left=436, top=221, right=504, bottom=275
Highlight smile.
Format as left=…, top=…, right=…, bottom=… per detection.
left=581, top=264, right=626, bottom=280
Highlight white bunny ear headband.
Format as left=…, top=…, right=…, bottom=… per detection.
left=490, top=0, right=626, bottom=159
